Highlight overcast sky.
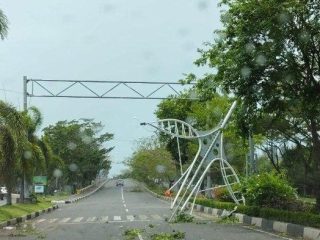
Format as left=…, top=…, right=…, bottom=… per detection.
left=0, top=0, right=222, bottom=177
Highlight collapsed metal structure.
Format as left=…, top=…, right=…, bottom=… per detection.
left=142, top=101, right=245, bottom=221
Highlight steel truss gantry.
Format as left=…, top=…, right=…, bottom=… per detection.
left=23, top=77, right=197, bottom=101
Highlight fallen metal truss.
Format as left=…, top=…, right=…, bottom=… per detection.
left=141, top=101, right=245, bottom=222
left=24, top=78, right=197, bottom=100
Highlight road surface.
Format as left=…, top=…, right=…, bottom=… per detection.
left=0, top=179, right=294, bottom=240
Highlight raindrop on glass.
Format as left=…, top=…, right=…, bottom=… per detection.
left=256, top=54, right=267, bottom=66
left=67, top=142, right=77, bottom=150
left=245, top=43, right=255, bottom=54
left=53, top=169, right=63, bottom=178
left=69, top=163, right=78, bottom=172
left=24, top=151, right=32, bottom=159
left=156, top=165, right=166, bottom=174
left=241, top=66, right=252, bottom=78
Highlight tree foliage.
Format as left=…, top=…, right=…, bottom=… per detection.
left=192, top=0, right=320, bottom=210
left=43, top=119, right=113, bottom=187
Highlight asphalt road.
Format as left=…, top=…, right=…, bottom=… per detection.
left=0, top=179, right=294, bottom=240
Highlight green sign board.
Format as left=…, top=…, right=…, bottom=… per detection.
left=33, top=176, right=47, bottom=185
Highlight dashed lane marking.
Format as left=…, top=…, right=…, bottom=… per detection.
left=113, top=216, right=121, bottom=221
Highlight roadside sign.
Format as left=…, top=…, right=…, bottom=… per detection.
left=33, top=176, right=47, bottom=185
left=34, top=185, right=45, bottom=193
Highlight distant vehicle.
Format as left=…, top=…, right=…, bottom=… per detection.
left=116, top=179, right=124, bottom=187
left=0, top=186, right=7, bottom=200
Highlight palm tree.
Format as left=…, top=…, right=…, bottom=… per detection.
left=20, top=107, right=46, bottom=202
left=0, top=9, right=8, bottom=40
left=0, top=101, right=26, bottom=205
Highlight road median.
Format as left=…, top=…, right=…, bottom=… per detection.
left=139, top=180, right=320, bottom=240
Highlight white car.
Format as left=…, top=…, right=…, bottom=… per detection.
left=0, top=186, right=7, bottom=200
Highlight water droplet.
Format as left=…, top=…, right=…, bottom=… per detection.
left=69, top=163, right=78, bottom=172
left=156, top=165, right=166, bottom=174
left=198, top=1, right=208, bottom=11
left=256, top=54, right=267, bottom=66
left=241, top=66, right=252, bottom=78
left=299, top=31, right=311, bottom=44
left=24, top=151, right=32, bottom=159
left=67, top=142, right=77, bottom=150
left=53, top=169, right=63, bottom=178
left=245, top=43, right=255, bottom=54
left=81, top=135, right=92, bottom=144
left=278, top=12, right=290, bottom=24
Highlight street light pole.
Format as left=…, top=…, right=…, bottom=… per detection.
left=21, top=76, right=28, bottom=202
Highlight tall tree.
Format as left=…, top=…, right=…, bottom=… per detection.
left=193, top=0, right=320, bottom=209
left=43, top=119, right=113, bottom=187
left=0, top=101, right=26, bottom=205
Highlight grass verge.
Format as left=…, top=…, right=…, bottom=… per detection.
left=0, top=200, right=53, bottom=223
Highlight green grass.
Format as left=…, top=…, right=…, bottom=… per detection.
left=299, top=197, right=316, bottom=204
left=0, top=200, right=53, bottom=222
left=37, top=193, right=70, bottom=202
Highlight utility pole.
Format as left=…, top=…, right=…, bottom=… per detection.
left=21, top=76, right=28, bottom=202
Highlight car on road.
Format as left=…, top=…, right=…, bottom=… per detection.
left=0, top=186, right=7, bottom=200
left=116, top=179, right=124, bottom=186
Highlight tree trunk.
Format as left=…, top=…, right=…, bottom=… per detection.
left=6, top=189, right=12, bottom=205
left=20, top=174, right=25, bottom=203
left=310, top=119, right=320, bottom=211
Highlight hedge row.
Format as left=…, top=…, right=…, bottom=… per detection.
left=195, top=198, right=320, bottom=229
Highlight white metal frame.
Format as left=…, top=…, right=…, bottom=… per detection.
left=142, top=101, right=245, bottom=222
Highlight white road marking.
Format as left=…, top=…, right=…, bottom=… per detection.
left=36, top=219, right=46, bottom=223
left=123, top=204, right=127, bottom=208
left=138, top=233, right=144, bottom=240
left=125, top=209, right=129, bottom=212
left=100, top=216, right=108, bottom=222
left=86, top=217, right=97, bottom=222
left=48, top=218, right=58, bottom=223
left=138, top=215, right=148, bottom=220
left=114, top=216, right=121, bottom=221
left=73, top=217, right=84, bottom=222
left=59, top=218, right=71, bottom=223
left=127, top=215, right=134, bottom=221
left=151, top=214, right=162, bottom=220
left=121, top=187, right=124, bottom=201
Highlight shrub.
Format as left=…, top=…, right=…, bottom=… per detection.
left=240, top=172, right=297, bottom=210
left=194, top=199, right=320, bottom=228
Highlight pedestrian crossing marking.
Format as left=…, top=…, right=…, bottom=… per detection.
left=35, top=214, right=166, bottom=224
left=86, top=217, right=97, bottom=222
left=36, top=219, right=46, bottom=223
left=138, top=215, right=148, bottom=220
left=48, top=218, right=58, bottom=223
left=60, top=218, right=71, bottom=223
left=127, top=215, right=134, bottom=221
left=73, top=217, right=84, bottom=222
left=100, top=216, right=108, bottom=222
left=151, top=214, right=162, bottom=220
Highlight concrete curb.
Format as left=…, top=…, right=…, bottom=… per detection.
left=51, top=180, right=108, bottom=205
left=0, top=205, right=59, bottom=228
left=140, top=181, right=320, bottom=240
